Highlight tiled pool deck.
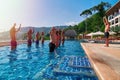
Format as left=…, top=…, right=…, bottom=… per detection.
left=81, top=43, right=120, bottom=80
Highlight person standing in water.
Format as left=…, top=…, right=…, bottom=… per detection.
left=27, top=28, right=34, bottom=47
left=10, top=23, right=21, bottom=50
left=103, top=16, right=110, bottom=47
left=49, top=27, right=56, bottom=52
left=61, top=30, right=65, bottom=45
left=35, top=32, right=40, bottom=47
left=58, top=29, right=61, bottom=46
left=55, top=30, right=59, bottom=48
left=41, top=32, right=44, bottom=45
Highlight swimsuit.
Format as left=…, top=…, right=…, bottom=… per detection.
left=104, top=32, right=109, bottom=38
left=36, top=40, right=39, bottom=45
left=49, top=42, right=56, bottom=52
left=11, top=40, right=17, bottom=46
left=27, top=39, right=32, bottom=47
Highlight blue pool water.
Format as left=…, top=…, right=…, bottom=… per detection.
left=0, top=40, right=98, bottom=80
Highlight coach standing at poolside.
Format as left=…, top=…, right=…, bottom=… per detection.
left=103, top=17, right=110, bottom=47
left=10, top=23, right=21, bottom=50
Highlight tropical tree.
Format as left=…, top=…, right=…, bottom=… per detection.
left=79, top=1, right=111, bottom=34
left=65, top=2, right=111, bottom=35
left=81, top=2, right=111, bottom=17
left=80, top=9, right=92, bottom=33
left=80, top=9, right=92, bottom=17
left=90, top=1, right=111, bottom=16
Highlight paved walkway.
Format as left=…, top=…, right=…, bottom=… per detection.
left=81, top=43, right=120, bottom=80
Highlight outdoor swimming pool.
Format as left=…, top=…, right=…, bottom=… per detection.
left=0, top=40, right=98, bottom=80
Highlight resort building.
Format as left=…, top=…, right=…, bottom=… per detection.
left=106, top=1, right=120, bottom=30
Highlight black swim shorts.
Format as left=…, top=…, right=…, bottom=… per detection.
left=36, top=40, right=39, bottom=45
left=104, top=32, right=109, bottom=38
left=27, top=40, right=32, bottom=47
left=49, top=42, right=56, bottom=52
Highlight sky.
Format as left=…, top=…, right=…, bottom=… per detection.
left=0, top=0, right=118, bottom=32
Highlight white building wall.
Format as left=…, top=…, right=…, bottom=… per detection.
left=107, top=8, right=120, bottom=28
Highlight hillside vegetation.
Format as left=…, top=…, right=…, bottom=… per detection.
left=65, top=2, right=111, bottom=34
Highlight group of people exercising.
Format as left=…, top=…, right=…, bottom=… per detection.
left=9, top=16, right=110, bottom=52
left=26, top=28, right=45, bottom=48
left=10, top=24, right=65, bottom=52
left=49, top=27, right=65, bottom=52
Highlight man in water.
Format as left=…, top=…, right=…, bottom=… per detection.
left=49, top=27, right=56, bottom=52
left=61, top=30, right=65, bottom=45
left=103, top=16, right=110, bottom=47
left=41, top=32, right=44, bottom=44
left=27, top=28, right=34, bottom=47
left=35, top=32, right=40, bottom=47
left=55, top=30, right=59, bottom=48
left=10, top=23, right=21, bottom=50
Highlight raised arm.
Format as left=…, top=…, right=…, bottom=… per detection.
left=16, top=24, right=21, bottom=32
left=103, top=16, right=109, bottom=26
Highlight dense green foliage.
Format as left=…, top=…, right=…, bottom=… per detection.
left=65, top=2, right=111, bottom=35
left=111, top=26, right=120, bottom=36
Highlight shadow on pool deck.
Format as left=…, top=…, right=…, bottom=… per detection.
left=81, top=43, right=120, bottom=80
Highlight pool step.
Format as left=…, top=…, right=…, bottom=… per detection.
left=34, top=56, right=97, bottom=80
left=69, top=65, right=92, bottom=69
left=68, top=56, right=92, bottom=68
left=52, top=56, right=96, bottom=78
left=53, top=69, right=96, bottom=77
left=60, top=56, right=92, bottom=68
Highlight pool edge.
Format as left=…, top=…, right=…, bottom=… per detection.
left=81, top=43, right=120, bottom=80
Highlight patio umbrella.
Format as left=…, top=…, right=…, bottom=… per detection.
left=93, top=31, right=104, bottom=35
left=86, top=32, right=95, bottom=39
left=79, top=34, right=83, bottom=36
left=86, top=32, right=94, bottom=36
left=109, top=31, right=116, bottom=35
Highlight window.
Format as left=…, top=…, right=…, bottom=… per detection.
left=112, top=20, right=114, bottom=25
left=108, top=15, right=112, bottom=20
left=115, top=18, right=118, bottom=23
left=112, top=15, right=114, bottom=19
